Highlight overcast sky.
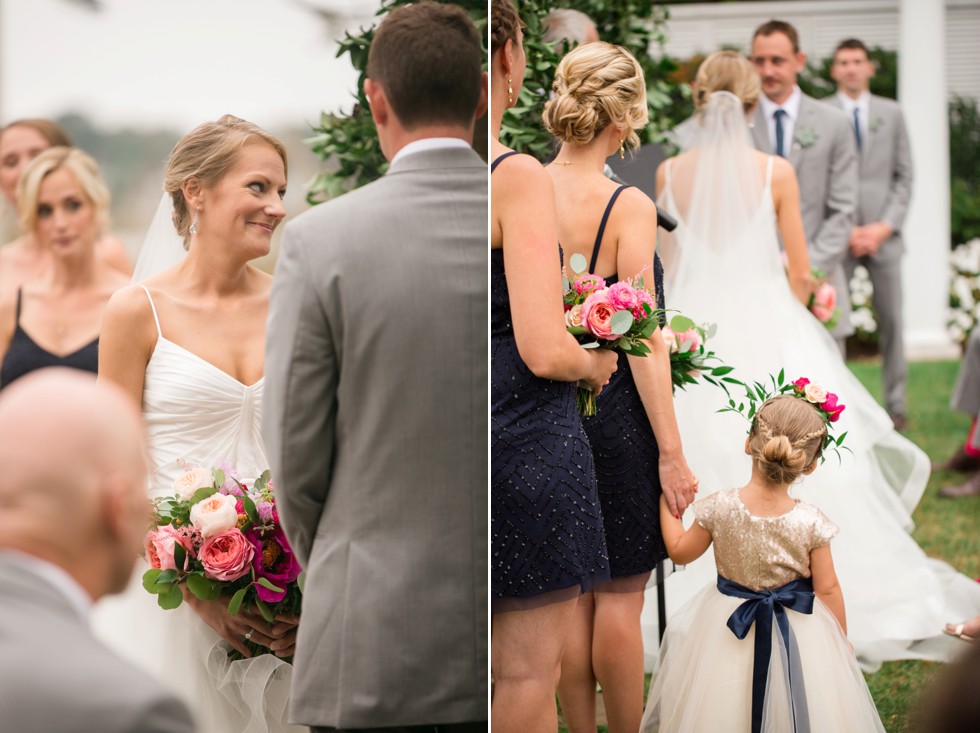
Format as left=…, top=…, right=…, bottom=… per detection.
left=0, top=0, right=377, bottom=132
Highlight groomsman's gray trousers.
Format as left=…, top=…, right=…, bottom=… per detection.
left=846, top=253, right=907, bottom=416
left=952, top=327, right=980, bottom=450
left=313, top=723, right=486, bottom=733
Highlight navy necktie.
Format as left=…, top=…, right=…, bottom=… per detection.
left=774, top=109, right=787, bottom=157
left=853, top=107, right=862, bottom=153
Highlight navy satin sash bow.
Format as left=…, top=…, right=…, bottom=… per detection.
left=717, top=575, right=815, bottom=733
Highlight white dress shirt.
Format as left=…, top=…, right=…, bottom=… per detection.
left=760, top=85, right=803, bottom=154
left=835, top=90, right=871, bottom=148
left=390, top=137, right=471, bottom=166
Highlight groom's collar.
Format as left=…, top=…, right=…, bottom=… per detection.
left=390, top=137, right=472, bottom=167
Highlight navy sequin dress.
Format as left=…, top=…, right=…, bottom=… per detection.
left=581, top=185, right=669, bottom=582
left=491, top=152, right=610, bottom=611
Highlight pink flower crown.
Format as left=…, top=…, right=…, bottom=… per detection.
left=721, top=369, right=849, bottom=461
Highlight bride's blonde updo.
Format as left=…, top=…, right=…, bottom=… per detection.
left=748, top=395, right=827, bottom=485
left=693, top=50, right=761, bottom=115
left=543, top=42, right=648, bottom=150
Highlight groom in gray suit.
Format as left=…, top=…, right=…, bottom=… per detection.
left=0, top=370, right=195, bottom=733
left=829, top=38, right=914, bottom=428
left=750, top=20, right=859, bottom=351
left=263, top=3, right=487, bottom=732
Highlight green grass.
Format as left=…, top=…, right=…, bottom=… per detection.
left=559, top=358, right=980, bottom=733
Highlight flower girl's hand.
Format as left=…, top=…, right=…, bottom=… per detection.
left=659, top=450, right=698, bottom=519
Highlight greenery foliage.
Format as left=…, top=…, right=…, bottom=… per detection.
left=949, top=96, right=980, bottom=245
left=499, top=1, right=677, bottom=160
left=304, top=0, right=487, bottom=204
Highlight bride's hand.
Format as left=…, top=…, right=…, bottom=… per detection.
left=789, top=271, right=814, bottom=307
left=183, top=591, right=262, bottom=657
left=266, top=612, right=300, bottom=658
left=659, top=450, right=698, bottom=519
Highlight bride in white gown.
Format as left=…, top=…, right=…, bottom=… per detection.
left=92, top=116, right=304, bottom=733
left=642, top=51, right=980, bottom=671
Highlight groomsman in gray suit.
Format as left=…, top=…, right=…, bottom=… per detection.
left=0, top=370, right=195, bottom=733
left=750, top=20, right=859, bottom=351
left=829, top=38, right=914, bottom=428
left=263, top=3, right=487, bottom=732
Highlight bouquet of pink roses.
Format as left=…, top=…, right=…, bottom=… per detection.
left=563, top=254, right=662, bottom=415
left=808, top=268, right=841, bottom=329
left=658, top=314, right=739, bottom=395
left=141, top=462, right=303, bottom=660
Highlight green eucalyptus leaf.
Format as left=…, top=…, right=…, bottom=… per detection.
left=569, top=253, right=588, bottom=275
left=256, top=577, right=285, bottom=594
left=186, top=573, right=221, bottom=601
left=610, top=311, right=634, bottom=335
left=581, top=342, right=600, bottom=349
left=157, top=584, right=183, bottom=610
left=669, top=315, right=695, bottom=332
left=228, top=587, right=248, bottom=616
left=213, top=469, right=225, bottom=488
left=254, top=597, right=275, bottom=624
left=297, top=571, right=306, bottom=594
left=142, top=568, right=163, bottom=593
left=241, top=493, right=259, bottom=524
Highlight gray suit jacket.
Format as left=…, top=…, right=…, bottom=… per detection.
left=826, top=94, right=913, bottom=262
left=0, top=554, right=195, bottom=733
left=753, top=94, right=859, bottom=336
left=263, top=146, right=488, bottom=728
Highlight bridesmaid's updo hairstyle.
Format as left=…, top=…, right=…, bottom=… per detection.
left=693, top=50, right=761, bottom=115
left=492, top=0, right=522, bottom=55
left=748, top=395, right=827, bottom=485
left=1, top=118, right=72, bottom=148
left=163, top=115, right=287, bottom=250
left=543, top=42, right=648, bottom=151
left=17, top=147, right=110, bottom=235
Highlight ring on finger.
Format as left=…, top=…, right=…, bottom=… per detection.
left=244, top=629, right=254, bottom=642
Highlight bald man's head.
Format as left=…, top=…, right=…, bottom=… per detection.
left=0, top=369, right=148, bottom=599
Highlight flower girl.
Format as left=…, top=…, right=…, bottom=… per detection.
left=641, top=386, right=885, bottom=732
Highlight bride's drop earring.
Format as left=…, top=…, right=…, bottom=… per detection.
left=507, top=77, right=514, bottom=106
left=619, top=137, right=625, bottom=160
left=189, top=209, right=200, bottom=236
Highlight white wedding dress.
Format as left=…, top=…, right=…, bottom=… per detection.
left=92, top=287, right=303, bottom=733
left=641, top=92, right=980, bottom=672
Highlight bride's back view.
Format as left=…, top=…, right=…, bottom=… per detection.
left=648, top=51, right=980, bottom=670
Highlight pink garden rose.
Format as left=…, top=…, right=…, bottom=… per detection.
left=573, top=274, right=606, bottom=297
left=633, top=288, right=656, bottom=320
left=144, top=525, right=194, bottom=571
left=677, top=328, right=701, bottom=353
left=199, top=528, right=254, bottom=581
left=607, top=281, right=639, bottom=312
left=190, top=493, right=240, bottom=538
left=811, top=282, right=837, bottom=323
left=821, top=392, right=846, bottom=422
left=581, top=289, right=618, bottom=340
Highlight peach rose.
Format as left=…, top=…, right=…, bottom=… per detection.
left=660, top=326, right=679, bottom=353
left=172, top=467, right=213, bottom=500
left=189, top=493, right=240, bottom=538
left=804, top=383, right=828, bottom=404
left=199, top=529, right=254, bottom=582
left=564, top=303, right=583, bottom=329
left=144, top=526, right=192, bottom=571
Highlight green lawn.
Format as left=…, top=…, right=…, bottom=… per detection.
left=559, top=358, right=980, bottom=733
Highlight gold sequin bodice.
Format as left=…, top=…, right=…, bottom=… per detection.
left=693, top=488, right=838, bottom=591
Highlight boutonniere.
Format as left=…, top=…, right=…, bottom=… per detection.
left=792, top=127, right=818, bottom=151
left=869, top=116, right=883, bottom=133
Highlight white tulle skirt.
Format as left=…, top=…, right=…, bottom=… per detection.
left=92, top=560, right=303, bottom=733
left=641, top=585, right=886, bottom=733
left=641, top=259, right=980, bottom=671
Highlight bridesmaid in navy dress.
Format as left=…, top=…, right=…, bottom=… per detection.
left=490, top=3, right=619, bottom=733
left=543, top=42, right=700, bottom=733
left=0, top=147, right=128, bottom=386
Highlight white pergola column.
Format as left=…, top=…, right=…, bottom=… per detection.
left=899, top=0, right=958, bottom=358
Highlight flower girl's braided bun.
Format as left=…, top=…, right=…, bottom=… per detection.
left=543, top=42, right=648, bottom=149
left=749, top=395, right=827, bottom=484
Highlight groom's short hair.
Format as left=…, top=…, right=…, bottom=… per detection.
left=752, top=19, right=801, bottom=54
left=367, top=1, right=482, bottom=130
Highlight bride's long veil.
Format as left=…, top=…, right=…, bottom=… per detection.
left=131, top=193, right=187, bottom=282
left=659, top=91, right=776, bottom=288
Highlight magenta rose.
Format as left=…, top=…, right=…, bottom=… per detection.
left=144, top=525, right=194, bottom=571
left=581, top=289, right=618, bottom=340
left=632, top=289, right=656, bottom=320
left=199, top=528, right=254, bottom=581
left=573, top=274, right=606, bottom=297
left=247, top=525, right=301, bottom=603
left=791, top=377, right=810, bottom=395
left=607, top=281, right=639, bottom=312
left=821, top=392, right=846, bottom=423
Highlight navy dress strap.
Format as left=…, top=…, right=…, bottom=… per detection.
left=14, top=288, right=22, bottom=323
left=588, top=184, right=630, bottom=274
left=491, top=151, right=520, bottom=173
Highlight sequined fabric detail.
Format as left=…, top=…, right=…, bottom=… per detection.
left=583, top=253, right=669, bottom=578
left=491, top=247, right=610, bottom=603
left=693, top=488, right=839, bottom=591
